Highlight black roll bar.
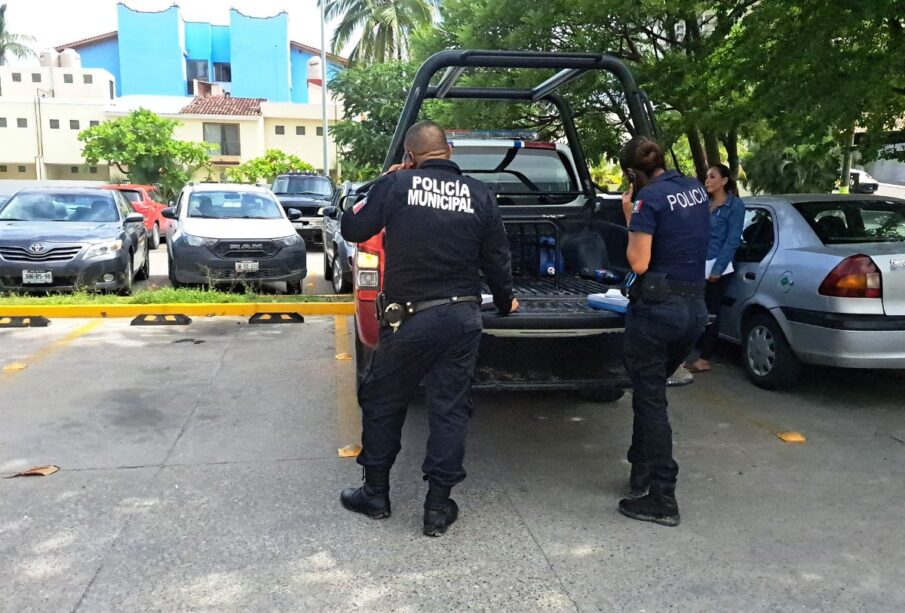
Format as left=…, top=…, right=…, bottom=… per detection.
left=383, top=49, right=656, bottom=175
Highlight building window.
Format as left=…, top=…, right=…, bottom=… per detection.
left=0, top=165, right=6, bottom=172
left=109, top=81, right=114, bottom=100
left=90, top=120, right=99, bottom=127
left=83, top=74, right=93, bottom=84
left=71, top=166, right=79, bottom=174
left=0, top=118, right=6, bottom=128
left=17, top=118, right=27, bottom=128
left=213, top=62, right=231, bottom=82
left=296, top=126, right=305, bottom=136
left=32, top=73, right=41, bottom=83
left=89, top=166, right=98, bottom=174
left=49, top=119, right=60, bottom=129
left=186, top=60, right=209, bottom=94
left=203, top=123, right=241, bottom=156
left=316, top=126, right=324, bottom=136
left=63, top=74, right=73, bottom=84
left=70, top=120, right=80, bottom=130
left=275, top=125, right=285, bottom=135
left=11, top=72, right=21, bottom=82
left=18, top=166, right=26, bottom=173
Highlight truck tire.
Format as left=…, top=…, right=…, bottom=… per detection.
left=323, top=249, right=333, bottom=281
left=742, top=312, right=801, bottom=390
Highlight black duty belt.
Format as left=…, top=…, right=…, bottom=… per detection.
left=377, top=293, right=480, bottom=333
left=402, top=295, right=480, bottom=315
left=667, top=279, right=705, bottom=299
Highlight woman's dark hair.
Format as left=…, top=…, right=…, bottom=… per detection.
left=710, top=163, right=738, bottom=196
left=618, top=137, right=666, bottom=175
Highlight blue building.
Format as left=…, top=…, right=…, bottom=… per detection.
left=56, top=3, right=346, bottom=102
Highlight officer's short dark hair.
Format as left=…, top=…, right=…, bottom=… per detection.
left=619, top=137, right=666, bottom=175
left=404, top=120, right=448, bottom=154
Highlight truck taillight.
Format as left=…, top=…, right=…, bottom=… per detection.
left=818, top=255, right=882, bottom=298
left=356, top=249, right=380, bottom=291
left=357, top=251, right=379, bottom=269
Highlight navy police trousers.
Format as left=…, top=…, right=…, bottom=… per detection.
left=623, top=295, right=707, bottom=488
left=357, top=301, right=483, bottom=488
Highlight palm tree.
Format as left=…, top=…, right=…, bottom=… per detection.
left=0, top=3, right=35, bottom=66
left=322, top=0, right=438, bottom=65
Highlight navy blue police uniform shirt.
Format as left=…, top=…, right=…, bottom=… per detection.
left=629, top=170, right=710, bottom=283
left=341, top=158, right=514, bottom=314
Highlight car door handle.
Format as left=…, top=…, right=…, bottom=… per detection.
left=744, top=272, right=756, bottom=280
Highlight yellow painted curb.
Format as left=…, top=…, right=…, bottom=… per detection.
left=0, top=301, right=355, bottom=319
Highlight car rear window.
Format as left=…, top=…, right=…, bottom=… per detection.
left=794, top=200, right=905, bottom=244
left=118, top=190, right=142, bottom=203
left=188, top=191, right=284, bottom=220
left=451, top=146, right=579, bottom=204
left=272, top=176, right=333, bottom=198
left=0, top=192, right=118, bottom=222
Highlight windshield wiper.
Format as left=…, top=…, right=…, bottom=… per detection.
left=293, top=191, right=328, bottom=197
left=0, top=218, right=25, bottom=221
left=190, top=214, right=218, bottom=219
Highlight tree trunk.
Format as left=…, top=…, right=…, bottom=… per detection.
left=704, top=130, right=722, bottom=168
left=686, top=128, right=708, bottom=182
left=722, top=128, right=740, bottom=179
left=840, top=128, right=855, bottom=194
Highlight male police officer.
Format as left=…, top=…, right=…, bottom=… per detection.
left=617, top=137, right=709, bottom=527
left=339, top=120, right=517, bottom=537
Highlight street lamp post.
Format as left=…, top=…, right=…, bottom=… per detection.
left=319, top=0, right=330, bottom=177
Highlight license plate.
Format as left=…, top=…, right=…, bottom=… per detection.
left=235, top=261, right=259, bottom=273
left=22, top=270, right=53, bottom=284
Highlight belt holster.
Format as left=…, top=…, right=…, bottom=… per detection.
left=633, top=272, right=670, bottom=304
left=376, top=292, right=406, bottom=332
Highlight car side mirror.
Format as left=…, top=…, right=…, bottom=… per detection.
left=339, top=193, right=364, bottom=213
left=125, top=212, right=145, bottom=224
left=161, top=207, right=177, bottom=220
left=321, top=206, right=338, bottom=219
left=287, top=208, right=302, bottom=221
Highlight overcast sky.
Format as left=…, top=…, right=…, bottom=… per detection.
left=3, top=0, right=341, bottom=66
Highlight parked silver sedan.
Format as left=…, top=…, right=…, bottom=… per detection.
left=720, top=194, right=905, bottom=389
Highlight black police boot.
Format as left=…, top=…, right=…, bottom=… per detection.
left=423, top=482, right=459, bottom=537
left=628, top=463, right=650, bottom=499
left=340, top=467, right=391, bottom=519
left=618, top=483, right=680, bottom=527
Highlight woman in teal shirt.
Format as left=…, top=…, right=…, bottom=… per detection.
left=687, top=164, right=745, bottom=373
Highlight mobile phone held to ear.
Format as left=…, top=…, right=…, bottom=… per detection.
left=625, top=169, right=639, bottom=195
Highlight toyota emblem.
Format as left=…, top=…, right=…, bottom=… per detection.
left=28, top=243, right=47, bottom=254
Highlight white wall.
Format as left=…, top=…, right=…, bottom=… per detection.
left=0, top=66, right=116, bottom=101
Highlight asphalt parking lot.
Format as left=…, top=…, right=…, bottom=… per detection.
left=1, top=315, right=904, bottom=612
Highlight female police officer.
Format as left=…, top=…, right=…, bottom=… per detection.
left=617, top=137, right=709, bottom=527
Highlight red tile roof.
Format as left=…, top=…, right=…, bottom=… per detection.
left=179, top=96, right=265, bottom=116
left=55, top=31, right=118, bottom=52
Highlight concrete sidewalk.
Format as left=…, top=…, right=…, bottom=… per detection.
left=1, top=318, right=904, bottom=611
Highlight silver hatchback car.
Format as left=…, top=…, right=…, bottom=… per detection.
left=720, top=194, right=905, bottom=389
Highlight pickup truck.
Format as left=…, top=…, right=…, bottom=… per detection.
left=271, top=171, right=334, bottom=243
left=338, top=50, right=659, bottom=402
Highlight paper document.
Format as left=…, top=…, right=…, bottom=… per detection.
left=705, top=259, right=734, bottom=278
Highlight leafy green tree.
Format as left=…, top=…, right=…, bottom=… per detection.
left=0, top=3, right=35, bottom=65
left=743, top=136, right=841, bottom=195
left=79, top=109, right=211, bottom=200
left=330, top=60, right=419, bottom=178
left=226, top=149, right=314, bottom=184
left=322, top=0, right=438, bottom=64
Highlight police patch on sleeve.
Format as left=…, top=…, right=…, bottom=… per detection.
left=352, top=198, right=367, bottom=214
left=632, top=199, right=643, bottom=214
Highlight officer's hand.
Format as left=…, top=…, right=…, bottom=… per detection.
left=622, top=185, right=635, bottom=224
left=510, top=298, right=520, bottom=313
left=707, top=274, right=720, bottom=283
left=383, top=163, right=407, bottom=175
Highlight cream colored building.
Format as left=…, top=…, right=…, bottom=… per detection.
left=1, top=51, right=344, bottom=183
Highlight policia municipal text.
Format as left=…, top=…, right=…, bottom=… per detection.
left=339, top=121, right=517, bottom=537
left=618, top=138, right=710, bottom=527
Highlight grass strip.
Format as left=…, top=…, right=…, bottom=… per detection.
left=0, top=287, right=349, bottom=305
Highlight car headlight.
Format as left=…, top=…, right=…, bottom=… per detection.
left=278, top=233, right=301, bottom=247
left=84, top=239, right=123, bottom=259
left=182, top=233, right=216, bottom=247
